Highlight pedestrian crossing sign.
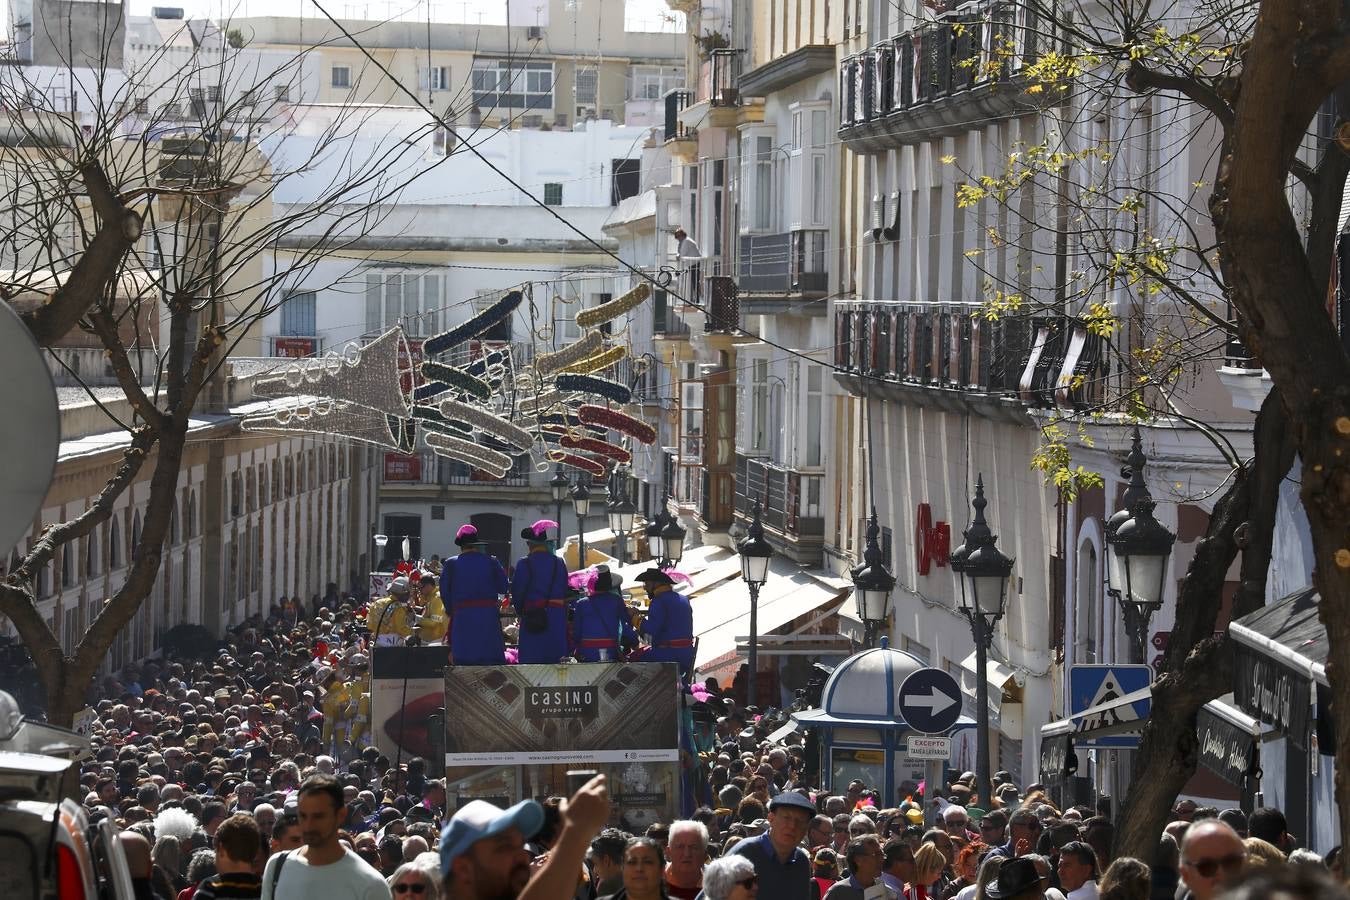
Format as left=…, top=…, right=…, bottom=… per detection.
left=1068, top=665, right=1152, bottom=748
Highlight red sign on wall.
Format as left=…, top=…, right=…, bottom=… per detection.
left=383, top=453, right=422, bottom=482
left=273, top=337, right=318, bottom=358
left=915, top=502, right=951, bottom=576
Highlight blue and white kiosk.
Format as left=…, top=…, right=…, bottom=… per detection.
left=791, top=637, right=974, bottom=803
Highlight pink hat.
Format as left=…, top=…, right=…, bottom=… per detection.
left=454, top=524, right=480, bottom=547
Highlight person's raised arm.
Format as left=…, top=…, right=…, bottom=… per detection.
left=518, top=775, right=610, bottom=900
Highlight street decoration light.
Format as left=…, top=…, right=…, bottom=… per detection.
left=951, top=474, right=1014, bottom=813
left=737, top=497, right=774, bottom=707
left=1106, top=427, right=1177, bottom=663
left=850, top=507, right=896, bottom=648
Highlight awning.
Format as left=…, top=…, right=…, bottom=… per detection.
left=613, top=545, right=740, bottom=605
left=1230, top=586, right=1326, bottom=746
left=1197, top=699, right=1261, bottom=787
left=1040, top=685, right=1152, bottom=743
left=766, top=719, right=801, bottom=743
left=958, top=649, right=1023, bottom=703
left=694, top=557, right=850, bottom=670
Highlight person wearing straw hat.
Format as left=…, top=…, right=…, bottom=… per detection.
left=441, top=524, right=511, bottom=665
left=571, top=566, right=638, bottom=662
left=634, top=569, right=695, bottom=681
left=511, top=520, right=570, bottom=665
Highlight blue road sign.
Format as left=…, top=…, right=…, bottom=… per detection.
left=898, top=667, right=964, bottom=734
left=1068, top=664, right=1153, bottom=748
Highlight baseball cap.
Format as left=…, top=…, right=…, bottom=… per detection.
left=439, top=800, right=544, bottom=875
left=768, top=791, right=815, bottom=813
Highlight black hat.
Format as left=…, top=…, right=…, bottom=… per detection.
left=635, top=568, right=674, bottom=585
left=984, top=858, right=1044, bottom=899
left=454, top=525, right=482, bottom=548
left=520, top=519, right=559, bottom=543
left=593, top=566, right=621, bottom=593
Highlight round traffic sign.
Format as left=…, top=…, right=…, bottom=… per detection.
left=897, top=667, right=963, bottom=734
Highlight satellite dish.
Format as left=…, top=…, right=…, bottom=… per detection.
left=0, top=302, right=58, bottom=557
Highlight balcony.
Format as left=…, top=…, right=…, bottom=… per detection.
left=703, top=49, right=742, bottom=108
left=270, top=335, right=324, bottom=358
left=838, top=1, right=1047, bottom=149
left=734, top=454, right=825, bottom=564
left=663, top=88, right=695, bottom=143
left=738, top=230, right=829, bottom=307
left=653, top=305, right=692, bottom=340
left=705, top=275, right=740, bottom=332
left=382, top=451, right=532, bottom=489
left=831, top=303, right=1106, bottom=417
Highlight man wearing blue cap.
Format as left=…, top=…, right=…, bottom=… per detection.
left=729, top=791, right=814, bottom=900
left=440, top=774, right=611, bottom=900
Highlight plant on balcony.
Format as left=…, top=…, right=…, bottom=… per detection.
left=944, top=0, right=1350, bottom=856
left=694, top=30, right=730, bottom=59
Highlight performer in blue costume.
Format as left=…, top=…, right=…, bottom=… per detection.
left=511, top=519, right=571, bottom=664
left=441, top=523, right=510, bottom=665
left=571, top=566, right=637, bottom=662
left=635, top=568, right=695, bottom=680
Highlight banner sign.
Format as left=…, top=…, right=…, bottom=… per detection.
left=1234, top=643, right=1310, bottom=747
left=444, top=662, right=680, bottom=766
left=370, top=646, right=451, bottom=761
left=1197, top=706, right=1257, bottom=787
left=1039, top=733, right=1075, bottom=781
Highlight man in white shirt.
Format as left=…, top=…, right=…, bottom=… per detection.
left=1056, top=842, right=1099, bottom=900
left=672, top=227, right=702, bottom=261
left=261, top=774, right=391, bottom=900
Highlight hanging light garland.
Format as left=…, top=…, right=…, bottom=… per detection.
left=426, top=431, right=512, bottom=473
left=578, top=404, right=657, bottom=444
left=438, top=397, right=533, bottom=451
left=555, top=373, right=632, bottom=403
left=547, top=449, right=607, bottom=478
left=254, top=327, right=410, bottom=417
left=574, top=283, right=651, bottom=328
left=421, top=361, right=492, bottom=402
left=558, top=344, right=628, bottom=375
left=243, top=400, right=413, bottom=452
left=537, top=330, right=603, bottom=376
left=559, top=434, right=631, bottom=463
left=423, top=290, right=523, bottom=357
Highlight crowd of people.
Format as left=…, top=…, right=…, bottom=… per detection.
left=56, top=526, right=1344, bottom=900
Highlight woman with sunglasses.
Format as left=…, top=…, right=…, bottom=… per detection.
left=387, top=861, right=441, bottom=900
left=701, top=855, right=759, bottom=900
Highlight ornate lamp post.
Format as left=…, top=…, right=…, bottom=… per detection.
left=850, top=508, right=896, bottom=648
left=951, top=475, right=1014, bottom=812
left=737, top=497, right=774, bottom=706
left=550, top=465, right=571, bottom=549
left=571, top=478, right=592, bottom=568
left=1106, top=428, right=1177, bottom=664
left=608, top=485, right=637, bottom=565
left=660, top=507, right=686, bottom=568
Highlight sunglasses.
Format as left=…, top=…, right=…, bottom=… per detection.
left=393, top=884, right=426, bottom=894
left=1184, top=854, right=1245, bottom=878
left=736, top=876, right=759, bottom=889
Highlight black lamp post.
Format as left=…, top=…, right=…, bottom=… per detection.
left=660, top=506, right=686, bottom=568
left=608, top=482, right=637, bottom=565
left=738, top=497, right=773, bottom=707
left=550, top=465, right=571, bottom=549
left=1106, top=427, right=1177, bottom=664
left=571, top=477, right=592, bottom=568
left=851, top=507, right=896, bottom=648
left=951, top=475, right=1014, bottom=812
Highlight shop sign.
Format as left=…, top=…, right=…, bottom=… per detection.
left=1197, top=707, right=1256, bottom=787
left=1234, top=643, right=1310, bottom=746
left=915, top=503, right=950, bottom=575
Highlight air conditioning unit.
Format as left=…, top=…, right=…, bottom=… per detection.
left=526, top=25, right=543, bottom=40
left=601, top=107, right=616, bottom=121
left=576, top=104, right=596, bottom=120
left=521, top=114, right=544, bottom=128
left=554, top=112, right=570, bottom=127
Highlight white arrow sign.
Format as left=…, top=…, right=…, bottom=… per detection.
left=906, top=686, right=959, bottom=716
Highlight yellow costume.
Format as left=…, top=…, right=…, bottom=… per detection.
left=416, top=588, right=449, bottom=643
left=367, top=595, right=416, bottom=645
left=321, top=678, right=352, bottom=751
left=347, top=672, right=372, bottom=748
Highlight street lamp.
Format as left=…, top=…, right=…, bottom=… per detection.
left=951, top=474, right=1014, bottom=812
left=1106, top=427, right=1177, bottom=664
left=646, top=500, right=668, bottom=562
left=608, top=484, right=637, bottom=564
left=550, top=465, right=571, bottom=550
left=660, top=507, right=686, bottom=567
left=737, top=497, right=773, bottom=706
left=373, top=533, right=389, bottom=572
left=571, top=478, right=592, bottom=568
left=851, top=507, right=896, bottom=648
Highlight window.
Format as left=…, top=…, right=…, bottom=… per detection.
left=420, top=65, right=449, bottom=91
left=738, top=126, right=776, bottom=233
left=471, top=60, right=553, bottom=110
left=751, top=358, right=769, bottom=452
left=331, top=65, right=351, bottom=88
left=133, top=96, right=149, bottom=114
left=364, top=271, right=444, bottom=336
left=280, top=290, right=316, bottom=336
left=805, top=364, right=823, bottom=466
left=610, top=158, right=640, bottom=205
left=108, top=518, right=121, bottom=570
left=629, top=65, right=683, bottom=100
left=274, top=84, right=290, bottom=102
left=543, top=182, right=563, bottom=206
left=574, top=68, right=597, bottom=104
